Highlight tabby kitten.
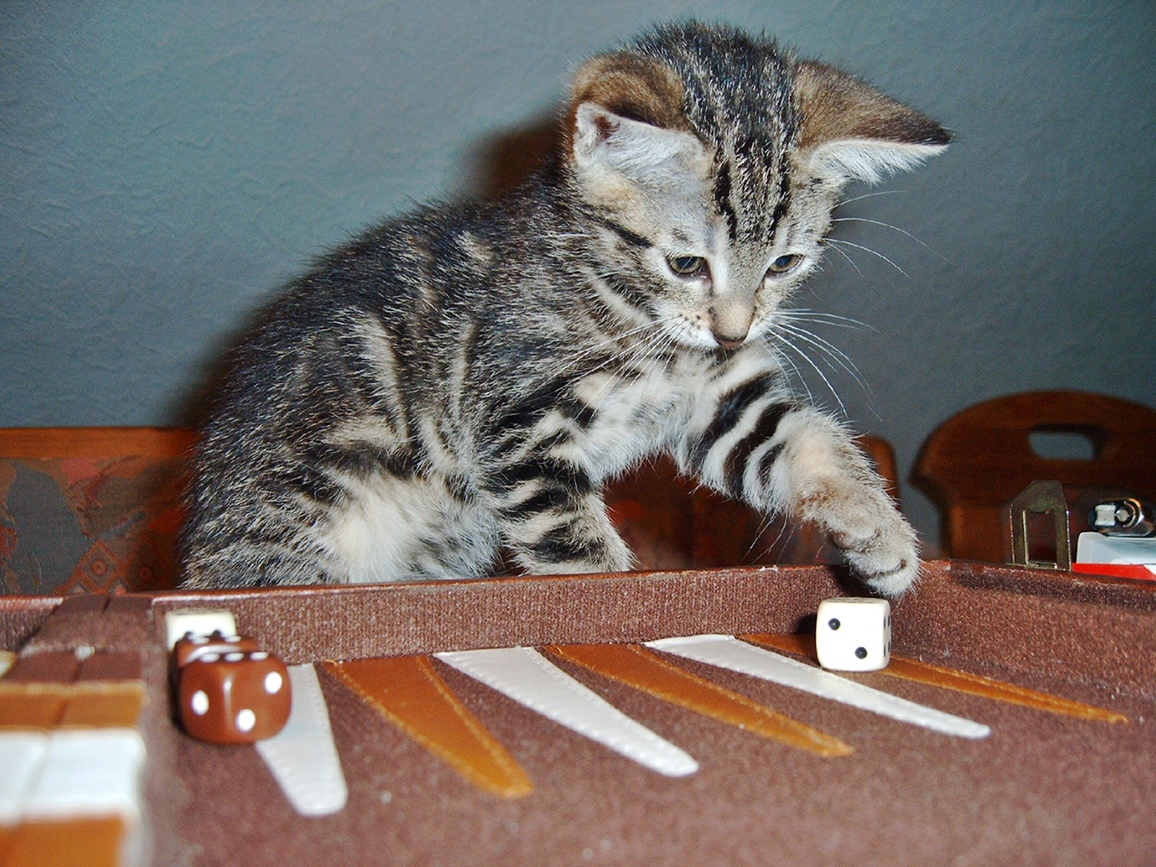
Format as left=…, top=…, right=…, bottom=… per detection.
left=182, top=22, right=949, bottom=596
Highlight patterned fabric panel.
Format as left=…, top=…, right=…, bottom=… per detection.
left=0, top=455, right=188, bottom=594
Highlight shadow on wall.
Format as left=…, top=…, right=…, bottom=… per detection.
left=467, top=112, right=563, bottom=199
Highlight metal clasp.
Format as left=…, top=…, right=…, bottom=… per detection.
left=1009, top=480, right=1072, bottom=570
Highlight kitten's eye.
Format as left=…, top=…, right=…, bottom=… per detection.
left=667, top=255, right=707, bottom=277
left=767, top=254, right=802, bottom=275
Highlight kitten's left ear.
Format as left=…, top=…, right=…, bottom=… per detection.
left=793, top=61, right=951, bottom=185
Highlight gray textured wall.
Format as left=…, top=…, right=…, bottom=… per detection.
left=2, top=0, right=1154, bottom=549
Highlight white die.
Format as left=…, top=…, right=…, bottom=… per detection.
left=816, top=598, right=891, bottom=671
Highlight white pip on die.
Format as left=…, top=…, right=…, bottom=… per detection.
left=816, top=597, right=891, bottom=672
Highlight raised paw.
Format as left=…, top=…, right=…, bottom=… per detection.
left=798, top=473, right=921, bottom=598
left=828, top=509, right=920, bottom=598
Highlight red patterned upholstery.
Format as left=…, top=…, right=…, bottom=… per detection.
left=0, top=429, right=195, bottom=594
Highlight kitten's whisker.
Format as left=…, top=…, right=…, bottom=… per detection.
left=776, top=334, right=861, bottom=400
left=769, top=345, right=818, bottom=409
left=542, top=231, right=597, bottom=241
left=633, top=337, right=675, bottom=404
left=773, top=314, right=878, bottom=417
left=774, top=322, right=866, bottom=388
left=826, top=239, right=910, bottom=279
left=836, top=189, right=905, bottom=207
left=751, top=515, right=799, bottom=565
left=557, top=315, right=669, bottom=376
left=774, top=316, right=863, bottom=368
left=744, top=510, right=782, bottom=560
left=780, top=342, right=870, bottom=416
left=780, top=309, right=875, bottom=333
left=591, top=332, right=666, bottom=404
left=824, top=240, right=865, bottom=276
left=559, top=312, right=682, bottom=398
left=830, top=216, right=952, bottom=264
left=775, top=310, right=877, bottom=419
left=781, top=340, right=848, bottom=417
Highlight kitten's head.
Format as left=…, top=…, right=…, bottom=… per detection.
left=565, top=23, right=950, bottom=351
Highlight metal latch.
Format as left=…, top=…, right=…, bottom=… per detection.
left=1009, top=480, right=1072, bottom=571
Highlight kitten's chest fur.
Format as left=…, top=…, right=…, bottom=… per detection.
left=537, top=346, right=772, bottom=482
left=402, top=268, right=775, bottom=483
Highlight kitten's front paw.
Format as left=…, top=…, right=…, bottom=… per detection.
left=801, top=480, right=921, bottom=598
left=834, top=529, right=920, bottom=598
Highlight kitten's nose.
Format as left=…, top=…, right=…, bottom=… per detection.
left=709, top=302, right=753, bottom=349
left=712, top=330, right=748, bottom=349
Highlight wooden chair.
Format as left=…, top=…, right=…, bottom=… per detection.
left=0, top=428, right=196, bottom=594
left=914, top=391, right=1156, bottom=564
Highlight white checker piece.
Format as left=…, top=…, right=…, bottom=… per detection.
left=164, top=609, right=238, bottom=649
left=0, top=729, right=145, bottom=826
left=256, top=664, right=348, bottom=817
left=0, top=732, right=48, bottom=825
left=23, top=729, right=146, bottom=819
left=436, top=646, right=699, bottom=777
left=648, top=634, right=991, bottom=739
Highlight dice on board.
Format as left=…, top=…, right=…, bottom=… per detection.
left=177, top=645, right=292, bottom=744
left=816, top=597, right=892, bottom=672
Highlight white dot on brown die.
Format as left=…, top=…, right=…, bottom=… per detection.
left=816, top=597, right=891, bottom=672
left=191, top=690, right=210, bottom=715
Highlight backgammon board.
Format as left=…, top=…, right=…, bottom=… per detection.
left=1, top=560, right=1154, bottom=866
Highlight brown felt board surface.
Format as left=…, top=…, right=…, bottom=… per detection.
left=2, top=561, right=1154, bottom=866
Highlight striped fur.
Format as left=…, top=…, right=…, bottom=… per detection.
left=182, top=23, right=949, bottom=596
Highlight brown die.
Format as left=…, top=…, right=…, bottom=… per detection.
left=177, top=649, right=292, bottom=744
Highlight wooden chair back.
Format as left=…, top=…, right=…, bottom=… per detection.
left=914, top=391, right=1156, bottom=563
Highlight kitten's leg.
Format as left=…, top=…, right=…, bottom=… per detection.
left=182, top=515, right=335, bottom=588
left=485, top=447, right=634, bottom=576
left=182, top=452, right=346, bottom=588
left=676, top=383, right=920, bottom=597
left=771, top=409, right=920, bottom=597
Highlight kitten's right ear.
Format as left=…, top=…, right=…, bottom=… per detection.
left=569, top=52, right=691, bottom=134
left=567, top=52, right=708, bottom=189
left=793, top=61, right=951, bottom=185
left=570, top=103, right=707, bottom=180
